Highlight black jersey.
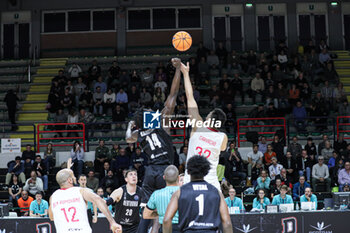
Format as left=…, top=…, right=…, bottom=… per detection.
left=138, top=128, right=174, bottom=165
left=178, top=180, right=221, bottom=233
left=114, top=185, right=145, bottom=227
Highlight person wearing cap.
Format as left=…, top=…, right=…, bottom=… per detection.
left=312, top=156, right=331, bottom=192
left=29, top=191, right=49, bottom=217
left=338, top=161, right=350, bottom=191
left=5, top=156, right=26, bottom=185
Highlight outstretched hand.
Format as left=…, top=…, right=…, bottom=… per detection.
left=67, top=158, right=74, bottom=169
left=180, top=62, right=190, bottom=73
left=111, top=222, right=123, bottom=233
left=171, top=58, right=181, bottom=69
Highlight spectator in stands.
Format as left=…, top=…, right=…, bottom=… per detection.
left=23, top=171, right=44, bottom=197
left=52, top=70, right=67, bottom=88
left=319, top=48, right=331, bottom=65
left=96, top=187, right=113, bottom=213
left=288, top=84, right=300, bottom=107
left=276, top=82, right=289, bottom=111
left=247, top=144, right=264, bottom=182
left=271, top=178, right=282, bottom=198
left=338, top=100, right=350, bottom=121
left=247, top=104, right=266, bottom=132
left=131, top=147, right=148, bottom=185
left=207, top=50, right=219, bottom=69
left=300, top=187, right=317, bottom=210
left=271, top=135, right=285, bottom=162
left=68, top=62, right=82, bottom=80
left=276, top=168, right=293, bottom=189
left=102, top=88, right=115, bottom=115
left=53, top=108, right=66, bottom=138
left=60, top=87, right=74, bottom=111
left=112, top=148, right=130, bottom=181
left=8, top=174, right=22, bottom=206
left=253, top=189, right=270, bottom=210
left=255, top=170, right=271, bottom=192
left=119, top=70, right=130, bottom=89
left=70, top=141, right=84, bottom=176
left=29, top=191, right=48, bottom=217
left=250, top=72, right=265, bottom=104
left=153, top=87, right=166, bottom=110
left=208, top=84, right=220, bottom=108
left=335, top=135, right=348, bottom=154
left=128, top=85, right=140, bottom=112
left=321, top=140, right=334, bottom=161
left=230, top=73, right=244, bottom=104
left=277, top=50, right=288, bottom=71
left=79, top=108, right=96, bottom=127
left=92, top=86, right=103, bottom=116
left=198, top=57, right=210, bottom=76
left=264, top=144, right=276, bottom=167
left=269, top=157, right=283, bottom=181
left=32, top=155, right=48, bottom=191
left=246, top=50, right=257, bottom=75
left=292, top=176, right=310, bottom=201
left=154, top=74, right=168, bottom=93
left=65, top=80, right=74, bottom=95
left=107, top=60, right=121, bottom=88
left=93, top=76, right=106, bottom=94
left=334, top=83, right=346, bottom=109
left=6, top=156, right=25, bottom=185
left=288, top=136, right=303, bottom=159
left=272, top=185, right=293, bottom=205
left=338, top=161, right=350, bottom=191
left=111, top=104, right=126, bottom=131
left=258, top=136, right=268, bottom=154
left=341, top=143, right=350, bottom=161
left=4, top=89, right=19, bottom=131
left=321, top=80, right=334, bottom=108
left=300, top=83, right=312, bottom=104
left=297, top=150, right=313, bottom=183
left=318, top=134, right=330, bottom=155
left=224, top=147, right=246, bottom=187
left=88, top=60, right=101, bottom=85
left=223, top=103, right=236, bottom=134
left=47, top=89, right=61, bottom=114
left=328, top=151, right=339, bottom=169
left=225, top=187, right=245, bottom=211
left=87, top=170, right=99, bottom=192
left=141, top=67, right=154, bottom=89
left=216, top=42, right=228, bottom=66
left=304, top=138, right=317, bottom=157
left=17, top=190, right=33, bottom=216
left=79, top=88, right=93, bottom=111
left=312, top=156, right=331, bottom=192
left=116, top=88, right=128, bottom=111
left=94, top=139, right=109, bottom=173
left=43, top=143, right=55, bottom=173
left=22, top=145, right=35, bottom=178
left=100, top=161, right=111, bottom=180
left=139, top=87, right=152, bottom=108
left=196, top=42, right=209, bottom=59
left=130, top=69, right=141, bottom=87
left=265, top=85, right=278, bottom=108
left=100, top=170, right=118, bottom=191
left=67, top=110, right=79, bottom=139
left=282, top=152, right=297, bottom=183
left=220, top=81, right=233, bottom=106
left=178, top=146, right=188, bottom=173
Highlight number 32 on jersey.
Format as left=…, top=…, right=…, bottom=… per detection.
left=196, top=146, right=211, bottom=158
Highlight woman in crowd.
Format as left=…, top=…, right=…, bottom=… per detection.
left=252, top=188, right=270, bottom=210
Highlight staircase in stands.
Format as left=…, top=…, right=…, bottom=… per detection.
left=10, top=58, right=68, bottom=148
left=333, top=50, right=350, bottom=102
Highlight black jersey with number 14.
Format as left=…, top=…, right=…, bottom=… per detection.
left=138, top=128, right=174, bottom=165
left=178, top=180, right=221, bottom=233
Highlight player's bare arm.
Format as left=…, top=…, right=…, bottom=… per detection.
left=162, top=189, right=180, bottom=233
left=126, top=120, right=139, bottom=143
left=219, top=192, right=233, bottom=233
left=143, top=206, right=159, bottom=219
left=80, top=188, right=122, bottom=233
left=109, top=187, right=124, bottom=203
left=181, top=62, right=202, bottom=124
left=49, top=196, right=54, bottom=221
left=92, top=203, right=98, bottom=223
left=221, top=135, right=229, bottom=151
left=162, top=58, right=182, bottom=135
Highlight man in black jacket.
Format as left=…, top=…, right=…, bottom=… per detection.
left=282, top=152, right=297, bottom=183
left=4, top=90, right=19, bottom=131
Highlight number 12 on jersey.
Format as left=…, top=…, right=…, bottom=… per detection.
left=61, top=207, right=79, bottom=223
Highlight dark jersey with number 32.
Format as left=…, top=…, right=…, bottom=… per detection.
left=114, top=185, right=144, bottom=227
left=138, top=128, right=174, bottom=165
left=178, top=180, right=221, bottom=233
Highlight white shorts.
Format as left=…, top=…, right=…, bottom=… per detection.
left=184, top=172, right=221, bottom=192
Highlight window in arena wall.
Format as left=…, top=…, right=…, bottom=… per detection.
left=93, top=10, right=115, bottom=31
left=43, top=12, right=66, bottom=33
left=178, top=8, right=201, bottom=28
left=128, top=9, right=151, bottom=30
left=68, top=11, right=91, bottom=32
left=153, top=8, right=176, bottom=29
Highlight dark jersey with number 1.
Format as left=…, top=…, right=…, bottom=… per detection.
left=178, top=180, right=221, bottom=233
left=138, top=128, right=174, bottom=165
left=114, top=185, right=145, bottom=229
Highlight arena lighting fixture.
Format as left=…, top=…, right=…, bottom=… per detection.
left=331, top=2, right=338, bottom=6
left=245, top=3, right=253, bottom=8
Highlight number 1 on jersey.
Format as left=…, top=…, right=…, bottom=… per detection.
left=195, top=194, right=204, bottom=216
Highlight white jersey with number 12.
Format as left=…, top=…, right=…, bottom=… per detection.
left=184, top=127, right=225, bottom=190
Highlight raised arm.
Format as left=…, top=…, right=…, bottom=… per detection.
left=80, top=188, right=122, bottom=233
left=162, top=58, right=182, bottom=135
left=49, top=196, right=54, bottom=221
left=181, top=62, right=202, bottom=122
left=125, top=121, right=139, bottom=143
left=162, top=189, right=180, bottom=233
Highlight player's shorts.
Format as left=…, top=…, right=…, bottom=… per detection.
left=142, top=164, right=168, bottom=199
left=122, top=224, right=138, bottom=233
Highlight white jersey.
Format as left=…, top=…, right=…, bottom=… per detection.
left=184, top=127, right=226, bottom=191
left=51, top=187, right=92, bottom=233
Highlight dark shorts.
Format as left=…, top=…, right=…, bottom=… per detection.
left=159, top=224, right=181, bottom=233
left=142, top=164, right=168, bottom=200
left=122, top=224, right=139, bottom=233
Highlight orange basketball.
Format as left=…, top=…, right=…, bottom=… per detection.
left=172, top=31, right=192, bottom=52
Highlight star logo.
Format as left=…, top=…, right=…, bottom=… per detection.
left=310, top=222, right=331, bottom=231
left=143, top=110, right=161, bottom=129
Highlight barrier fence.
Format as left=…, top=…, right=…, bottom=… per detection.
left=337, top=116, right=350, bottom=140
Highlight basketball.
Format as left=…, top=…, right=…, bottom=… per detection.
left=172, top=31, right=192, bottom=52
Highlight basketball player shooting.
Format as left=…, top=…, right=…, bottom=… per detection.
left=180, top=62, right=228, bottom=191
left=49, top=159, right=122, bottom=233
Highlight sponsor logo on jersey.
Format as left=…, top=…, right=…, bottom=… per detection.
left=188, top=221, right=214, bottom=227
left=235, top=224, right=257, bottom=233
left=144, top=111, right=161, bottom=129
left=309, top=221, right=332, bottom=233
left=134, top=195, right=139, bottom=201
left=123, top=200, right=139, bottom=207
